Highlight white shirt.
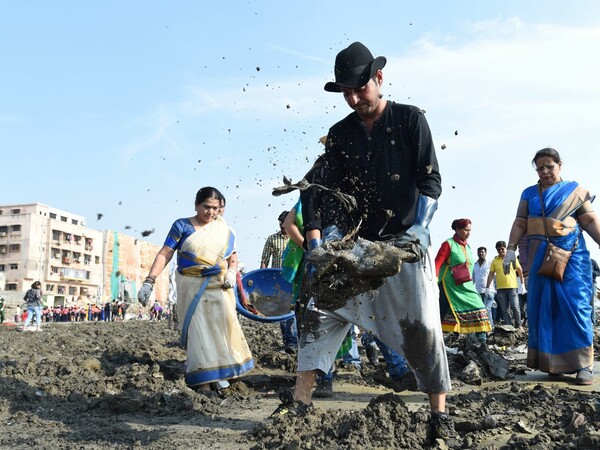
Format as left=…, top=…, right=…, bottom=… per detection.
left=473, top=259, right=495, bottom=294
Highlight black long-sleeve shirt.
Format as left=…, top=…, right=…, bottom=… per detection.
left=302, top=102, right=441, bottom=241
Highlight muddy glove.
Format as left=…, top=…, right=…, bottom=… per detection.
left=222, top=268, right=237, bottom=289
left=502, top=249, right=517, bottom=275
left=137, top=282, right=153, bottom=307
left=392, top=195, right=437, bottom=262
left=393, top=225, right=430, bottom=261
left=305, top=237, right=323, bottom=283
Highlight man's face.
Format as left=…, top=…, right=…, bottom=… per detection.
left=279, top=220, right=287, bottom=235
left=341, top=75, right=383, bottom=119
left=478, top=248, right=487, bottom=260
left=496, top=246, right=506, bottom=258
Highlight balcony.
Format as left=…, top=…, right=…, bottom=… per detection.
left=62, top=257, right=71, bottom=264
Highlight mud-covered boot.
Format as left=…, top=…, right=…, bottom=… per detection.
left=430, top=411, right=461, bottom=447
left=271, top=390, right=314, bottom=418
left=313, top=379, right=334, bottom=398
left=365, top=344, right=379, bottom=366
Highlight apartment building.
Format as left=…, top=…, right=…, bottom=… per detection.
left=0, top=203, right=167, bottom=307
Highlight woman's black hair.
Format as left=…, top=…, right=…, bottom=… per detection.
left=195, top=187, right=224, bottom=205
left=532, top=147, right=562, bottom=166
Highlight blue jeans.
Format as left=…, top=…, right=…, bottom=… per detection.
left=481, top=293, right=495, bottom=330
left=496, top=288, right=521, bottom=327
left=24, top=305, right=42, bottom=328
left=361, top=332, right=409, bottom=379
left=280, top=316, right=298, bottom=348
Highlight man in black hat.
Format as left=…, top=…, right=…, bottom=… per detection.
left=275, top=42, right=456, bottom=441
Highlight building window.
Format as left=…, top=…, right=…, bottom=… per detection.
left=57, top=285, right=65, bottom=294
left=46, top=284, right=55, bottom=292
left=0, top=245, right=6, bottom=254
left=0, top=226, right=7, bottom=236
left=72, top=219, right=78, bottom=225
left=11, top=209, right=21, bottom=214
left=9, top=244, right=20, bottom=252
left=95, top=256, right=100, bottom=264
left=11, top=224, right=21, bottom=232
left=50, top=212, right=57, bottom=219
left=0, top=209, right=3, bottom=215
left=52, top=230, right=61, bottom=242
left=51, top=266, right=59, bottom=274
left=6, top=283, right=17, bottom=291
left=62, top=251, right=71, bottom=264
left=60, top=216, right=67, bottom=222
left=10, top=263, right=18, bottom=270
left=0, top=264, right=4, bottom=271
left=69, top=287, right=77, bottom=295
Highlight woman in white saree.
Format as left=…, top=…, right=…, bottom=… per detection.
left=138, top=187, right=254, bottom=394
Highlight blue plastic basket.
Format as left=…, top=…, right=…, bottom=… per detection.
left=235, top=268, right=295, bottom=323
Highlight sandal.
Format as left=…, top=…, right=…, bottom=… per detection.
left=574, top=367, right=593, bottom=386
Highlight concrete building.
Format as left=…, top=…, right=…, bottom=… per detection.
left=0, top=203, right=167, bottom=311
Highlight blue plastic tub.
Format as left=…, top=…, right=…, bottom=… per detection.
left=235, top=268, right=295, bottom=323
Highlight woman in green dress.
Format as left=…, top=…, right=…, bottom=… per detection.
left=435, top=218, right=491, bottom=342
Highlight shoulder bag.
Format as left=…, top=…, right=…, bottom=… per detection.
left=536, top=185, right=577, bottom=282
left=450, top=244, right=472, bottom=285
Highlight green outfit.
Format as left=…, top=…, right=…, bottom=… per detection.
left=438, top=239, right=492, bottom=333
left=281, top=200, right=305, bottom=302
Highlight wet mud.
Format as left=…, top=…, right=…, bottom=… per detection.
left=0, top=319, right=598, bottom=449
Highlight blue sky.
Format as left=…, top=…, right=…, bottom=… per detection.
left=3, top=1, right=600, bottom=270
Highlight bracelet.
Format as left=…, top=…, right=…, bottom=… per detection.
left=144, top=276, right=156, bottom=285
left=507, top=244, right=517, bottom=251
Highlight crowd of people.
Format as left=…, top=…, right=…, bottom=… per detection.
left=37, top=300, right=131, bottom=322
left=12, top=296, right=167, bottom=327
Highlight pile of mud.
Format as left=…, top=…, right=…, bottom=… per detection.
left=252, top=385, right=600, bottom=449
left=0, top=319, right=598, bottom=449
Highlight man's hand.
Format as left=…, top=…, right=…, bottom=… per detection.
left=137, top=282, right=154, bottom=307
left=502, top=249, right=517, bottom=275
left=222, top=268, right=237, bottom=289
left=392, top=224, right=430, bottom=261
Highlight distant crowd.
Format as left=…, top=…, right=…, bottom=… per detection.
left=13, top=299, right=167, bottom=323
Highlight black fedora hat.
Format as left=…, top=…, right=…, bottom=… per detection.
left=324, top=42, right=387, bottom=93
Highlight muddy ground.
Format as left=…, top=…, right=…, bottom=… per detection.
left=0, top=318, right=599, bottom=449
